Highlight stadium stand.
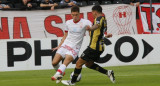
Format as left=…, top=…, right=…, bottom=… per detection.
left=89, top=1, right=99, bottom=5
left=101, top=0, right=112, bottom=5
left=113, top=0, right=123, bottom=4
left=0, top=0, right=160, bottom=10
left=77, top=1, right=87, bottom=7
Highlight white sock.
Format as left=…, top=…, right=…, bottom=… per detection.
left=53, top=64, right=60, bottom=71
left=55, top=64, right=66, bottom=75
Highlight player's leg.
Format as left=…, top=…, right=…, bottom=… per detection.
left=61, top=48, right=90, bottom=85
left=63, top=55, right=74, bottom=66
left=56, top=54, right=74, bottom=75
left=51, top=46, right=66, bottom=82
left=71, top=57, right=87, bottom=82
left=85, top=61, right=115, bottom=83
left=52, top=45, right=66, bottom=71
left=85, top=61, right=108, bottom=75
left=62, top=57, right=86, bottom=85
left=53, top=54, right=74, bottom=83
left=52, top=53, right=63, bottom=71
left=51, top=53, right=64, bottom=81
left=70, top=48, right=90, bottom=83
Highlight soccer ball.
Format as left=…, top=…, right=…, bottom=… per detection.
left=70, top=72, right=82, bottom=82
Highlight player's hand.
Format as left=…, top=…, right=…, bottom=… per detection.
left=52, top=47, right=59, bottom=52
left=86, top=25, right=91, bottom=30
left=105, top=33, right=112, bottom=38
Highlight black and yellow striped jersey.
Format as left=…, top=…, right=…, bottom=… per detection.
left=89, top=16, right=107, bottom=51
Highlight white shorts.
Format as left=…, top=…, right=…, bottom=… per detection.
left=56, top=44, right=80, bottom=59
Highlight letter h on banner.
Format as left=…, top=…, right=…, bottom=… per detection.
left=34, top=40, right=57, bottom=66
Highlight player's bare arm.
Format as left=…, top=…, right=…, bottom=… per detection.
left=52, top=32, right=68, bottom=51
left=86, top=24, right=99, bottom=31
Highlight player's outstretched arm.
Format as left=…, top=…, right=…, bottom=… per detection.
left=86, top=24, right=99, bottom=31
left=52, top=32, right=68, bottom=51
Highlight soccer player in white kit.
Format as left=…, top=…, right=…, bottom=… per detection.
left=51, top=5, right=92, bottom=83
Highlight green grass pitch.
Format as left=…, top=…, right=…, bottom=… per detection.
left=0, top=64, right=160, bottom=86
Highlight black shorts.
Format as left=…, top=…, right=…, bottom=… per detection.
left=80, top=47, right=103, bottom=62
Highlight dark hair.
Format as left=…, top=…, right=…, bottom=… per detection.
left=92, top=5, right=102, bottom=13
left=71, top=5, right=80, bottom=13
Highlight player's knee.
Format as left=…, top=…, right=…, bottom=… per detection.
left=76, top=61, right=83, bottom=69
left=76, top=64, right=82, bottom=69
left=52, top=61, right=58, bottom=67
left=85, top=63, right=92, bottom=68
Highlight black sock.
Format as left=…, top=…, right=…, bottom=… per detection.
left=71, top=68, right=82, bottom=83
left=89, top=63, right=108, bottom=75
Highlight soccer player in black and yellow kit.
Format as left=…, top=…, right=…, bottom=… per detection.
left=61, top=5, right=115, bottom=85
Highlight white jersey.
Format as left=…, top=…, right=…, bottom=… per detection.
left=64, top=18, right=92, bottom=49
left=56, top=18, right=92, bottom=59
